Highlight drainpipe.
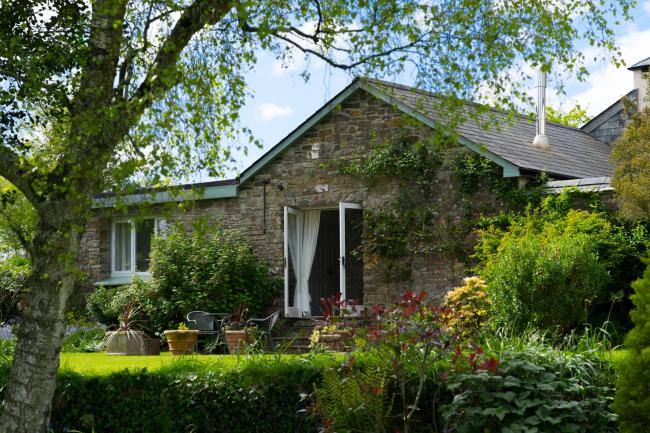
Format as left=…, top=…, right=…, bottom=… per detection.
left=532, top=70, right=551, bottom=150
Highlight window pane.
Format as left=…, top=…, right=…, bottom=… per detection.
left=135, top=219, right=155, bottom=272
left=114, top=222, right=131, bottom=272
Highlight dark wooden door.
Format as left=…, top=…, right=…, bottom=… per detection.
left=308, top=210, right=340, bottom=316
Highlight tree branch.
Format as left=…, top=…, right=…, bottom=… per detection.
left=241, top=21, right=429, bottom=71
left=0, top=145, right=37, bottom=206
left=129, top=0, right=233, bottom=114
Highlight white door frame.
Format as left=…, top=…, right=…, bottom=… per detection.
left=284, top=206, right=301, bottom=317
left=339, top=202, right=362, bottom=302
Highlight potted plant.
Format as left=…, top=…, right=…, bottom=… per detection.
left=309, top=324, right=353, bottom=352
left=105, top=303, right=160, bottom=356
left=224, top=306, right=251, bottom=354
left=164, top=322, right=199, bottom=356
left=308, top=294, right=358, bottom=352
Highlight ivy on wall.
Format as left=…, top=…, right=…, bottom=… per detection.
left=339, top=133, right=540, bottom=286
left=451, top=152, right=547, bottom=208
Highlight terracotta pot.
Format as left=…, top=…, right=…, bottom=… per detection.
left=105, top=330, right=160, bottom=356
left=224, top=330, right=250, bottom=354
left=164, top=330, right=199, bottom=355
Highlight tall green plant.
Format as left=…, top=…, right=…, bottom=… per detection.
left=612, top=259, right=650, bottom=433
left=313, top=356, right=393, bottom=433
left=483, top=232, right=608, bottom=332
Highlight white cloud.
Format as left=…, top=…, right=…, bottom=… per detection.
left=258, top=103, right=294, bottom=121
left=569, top=28, right=650, bottom=116
left=643, top=1, right=650, bottom=14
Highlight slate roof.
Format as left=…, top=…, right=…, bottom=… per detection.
left=629, top=57, right=650, bottom=71
left=365, top=79, right=613, bottom=179
left=545, top=177, right=613, bottom=194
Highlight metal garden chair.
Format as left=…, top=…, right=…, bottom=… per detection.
left=186, top=311, right=230, bottom=353
left=245, top=310, right=280, bottom=352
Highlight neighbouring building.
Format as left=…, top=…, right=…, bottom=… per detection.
left=582, top=56, right=650, bottom=143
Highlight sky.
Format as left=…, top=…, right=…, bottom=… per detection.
left=207, top=1, right=650, bottom=181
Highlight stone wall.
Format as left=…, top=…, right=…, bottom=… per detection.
left=79, top=90, right=506, bottom=307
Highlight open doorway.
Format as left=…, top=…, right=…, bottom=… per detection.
left=283, top=203, right=364, bottom=317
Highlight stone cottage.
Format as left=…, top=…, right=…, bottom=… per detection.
left=80, top=76, right=619, bottom=318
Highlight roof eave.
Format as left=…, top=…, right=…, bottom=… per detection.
left=91, top=183, right=239, bottom=208
left=239, top=78, right=365, bottom=184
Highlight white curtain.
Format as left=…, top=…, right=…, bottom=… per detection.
left=294, top=210, right=320, bottom=316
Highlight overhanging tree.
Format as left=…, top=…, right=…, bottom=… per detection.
left=0, top=0, right=634, bottom=431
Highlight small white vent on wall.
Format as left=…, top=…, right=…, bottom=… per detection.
left=310, top=143, right=320, bottom=159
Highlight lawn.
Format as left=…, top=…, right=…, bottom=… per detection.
left=59, top=352, right=309, bottom=375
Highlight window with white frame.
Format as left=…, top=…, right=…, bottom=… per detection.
left=112, top=218, right=162, bottom=275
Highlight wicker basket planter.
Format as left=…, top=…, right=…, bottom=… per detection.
left=164, top=330, right=199, bottom=355
left=105, top=331, right=160, bottom=356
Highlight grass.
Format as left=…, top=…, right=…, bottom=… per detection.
left=602, top=348, right=630, bottom=368
left=59, top=352, right=314, bottom=375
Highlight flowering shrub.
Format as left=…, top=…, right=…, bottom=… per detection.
left=444, top=276, right=491, bottom=339
left=312, top=291, right=498, bottom=433
left=61, top=320, right=106, bottom=353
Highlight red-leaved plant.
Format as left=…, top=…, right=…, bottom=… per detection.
left=312, top=290, right=499, bottom=433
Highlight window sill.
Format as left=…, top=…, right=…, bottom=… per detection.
left=94, top=273, right=152, bottom=286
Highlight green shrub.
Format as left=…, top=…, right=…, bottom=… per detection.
left=441, top=350, right=617, bottom=433
left=482, top=230, right=608, bottom=332
left=0, top=256, right=30, bottom=323
left=0, top=357, right=323, bottom=433
left=613, top=259, right=650, bottom=433
left=473, top=191, right=650, bottom=332
left=443, top=276, right=491, bottom=339
left=86, top=285, right=118, bottom=326
left=86, top=278, right=151, bottom=329
left=147, top=222, right=279, bottom=333
left=86, top=222, right=280, bottom=335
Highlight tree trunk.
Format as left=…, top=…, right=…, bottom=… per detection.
left=0, top=208, right=83, bottom=433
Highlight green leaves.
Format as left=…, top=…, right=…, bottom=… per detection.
left=474, top=191, right=650, bottom=333
left=146, top=222, right=279, bottom=333
left=611, top=106, right=650, bottom=221
left=441, top=352, right=617, bottom=433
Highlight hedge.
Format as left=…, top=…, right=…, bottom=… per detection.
left=0, top=351, right=616, bottom=433
left=0, top=359, right=322, bottom=433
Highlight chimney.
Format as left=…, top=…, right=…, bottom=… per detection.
left=532, top=70, right=550, bottom=150
left=629, top=56, right=650, bottom=111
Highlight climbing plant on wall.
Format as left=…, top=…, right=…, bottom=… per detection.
left=339, top=132, right=538, bottom=287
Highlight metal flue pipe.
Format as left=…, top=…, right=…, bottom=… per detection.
left=532, top=70, right=551, bottom=149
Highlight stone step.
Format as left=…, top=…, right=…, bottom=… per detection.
left=271, top=336, right=311, bottom=353
left=277, top=344, right=311, bottom=354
